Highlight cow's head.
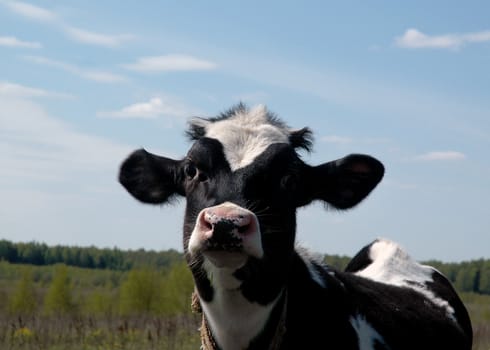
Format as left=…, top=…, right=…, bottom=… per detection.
left=119, top=104, right=384, bottom=303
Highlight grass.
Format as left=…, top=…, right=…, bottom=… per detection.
left=473, top=324, right=490, bottom=350
left=0, top=314, right=201, bottom=350
left=1, top=297, right=489, bottom=350
left=462, top=293, right=490, bottom=350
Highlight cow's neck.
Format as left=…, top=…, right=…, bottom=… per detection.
left=196, top=287, right=287, bottom=350
left=192, top=258, right=287, bottom=350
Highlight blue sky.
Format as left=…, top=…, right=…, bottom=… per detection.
left=1, top=1, right=489, bottom=261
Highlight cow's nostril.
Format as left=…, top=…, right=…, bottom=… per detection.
left=237, top=224, right=250, bottom=235
left=200, top=212, right=214, bottom=231
left=203, top=220, right=213, bottom=231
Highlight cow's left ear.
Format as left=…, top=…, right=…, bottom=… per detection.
left=299, top=154, right=384, bottom=209
left=119, top=149, right=185, bottom=204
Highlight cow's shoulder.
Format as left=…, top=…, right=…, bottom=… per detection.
left=346, top=239, right=433, bottom=283
left=343, top=239, right=472, bottom=347
left=347, top=239, right=455, bottom=316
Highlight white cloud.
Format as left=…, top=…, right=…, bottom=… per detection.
left=64, top=26, right=134, bottom=48
left=395, top=28, right=490, bottom=50
left=0, top=94, right=188, bottom=251
left=0, top=35, right=42, bottom=48
left=4, top=1, right=57, bottom=22
left=81, top=70, right=127, bottom=83
left=0, top=81, right=73, bottom=98
left=0, top=95, right=132, bottom=182
left=23, top=55, right=127, bottom=83
left=414, top=151, right=466, bottom=161
left=122, top=54, right=217, bottom=72
left=3, top=1, right=134, bottom=48
left=0, top=94, right=150, bottom=247
left=98, top=96, right=193, bottom=119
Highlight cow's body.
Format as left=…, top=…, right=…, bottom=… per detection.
left=119, top=104, right=472, bottom=350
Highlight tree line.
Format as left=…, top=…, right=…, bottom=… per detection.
left=1, top=239, right=489, bottom=295
left=0, top=240, right=182, bottom=271
left=426, top=259, right=490, bottom=295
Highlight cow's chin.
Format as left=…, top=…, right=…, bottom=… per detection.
left=203, top=250, right=247, bottom=269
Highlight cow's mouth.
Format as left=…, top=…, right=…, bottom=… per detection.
left=202, top=238, right=243, bottom=252
left=203, top=250, right=247, bottom=268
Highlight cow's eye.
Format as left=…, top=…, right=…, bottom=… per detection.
left=184, top=163, right=197, bottom=179
left=281, top=175, right=294, bottom=190
left=184, top=162, right=209, bottom=183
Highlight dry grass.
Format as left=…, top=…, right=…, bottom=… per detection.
left=473, top=323, right=490, bottom=350
left=1, top=308, right=488, bottom=350
left=0, top=314, right=201, bottom=350
left=461, top=293, right=490, bottom=350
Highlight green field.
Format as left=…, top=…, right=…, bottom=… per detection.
left=0, top=259, right=488, bottom=349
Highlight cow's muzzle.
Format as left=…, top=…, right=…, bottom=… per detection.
left=188, top=202, right=263, bottom=268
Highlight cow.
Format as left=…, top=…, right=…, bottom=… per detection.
left=119, top=104, right=472, bottom=350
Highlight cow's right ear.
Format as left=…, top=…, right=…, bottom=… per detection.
left=119, top=149, right=184, bottom=204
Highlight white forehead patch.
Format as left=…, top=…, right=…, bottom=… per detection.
left=203, top=105, right=290, bottom=171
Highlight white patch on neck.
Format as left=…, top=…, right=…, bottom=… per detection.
left=204, top=105, right=290, bottom=171
left=354, top=239, right=456, bottom=321
left=200, top=260, right=281, bottom=350
left=296, top=245, right=327, bottom=288
left=350, top=314, right=386, bottom=350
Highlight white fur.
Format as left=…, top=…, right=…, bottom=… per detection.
left=204, top=105, right=290, bottom=171
left=201, top=264, right=282, bottom=350
left=350, top=314, right=386, bottom=350
left=296, top=245, right=327, bottom=288
left=354, top=239, right=456, bottom=321
left=190, top=200, right=274, bottom=349
left=203, top=259, right=243, bottom=290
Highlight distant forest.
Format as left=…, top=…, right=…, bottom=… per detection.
left=1, top=239, right=489, bottom=295
left=0, top=240, right=182, bottom=271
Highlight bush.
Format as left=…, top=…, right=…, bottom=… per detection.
left=9, top=268, right=37, bottom=315
left=43, top=264, right=74, bottom=315
left=119, top=268, right=164, bottom=316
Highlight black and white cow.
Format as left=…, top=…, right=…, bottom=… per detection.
left=119, top=104, right=472, bottom=350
